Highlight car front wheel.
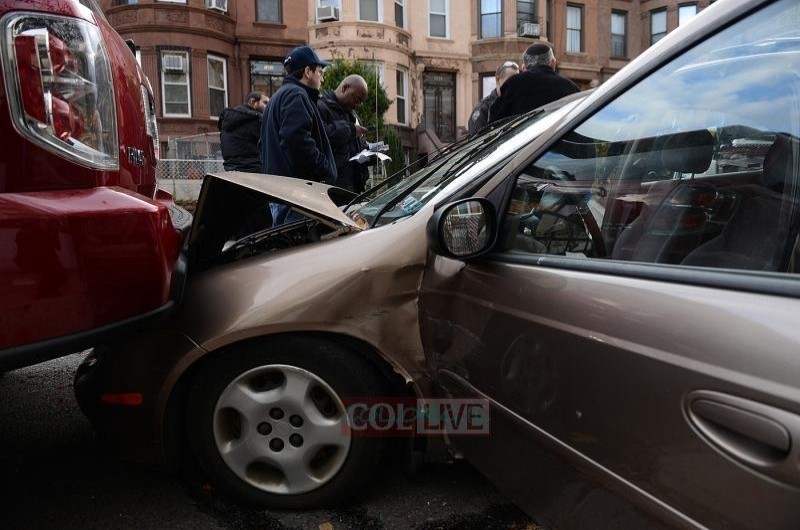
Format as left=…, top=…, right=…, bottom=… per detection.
left=186, top=337, right=388, bottom=508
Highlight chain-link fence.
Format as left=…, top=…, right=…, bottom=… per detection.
left=157, top=159, right=225, bottom=180
left=158, top=132, right=224, bottom=202
left=157, top=159, right=225, bottom=202
left=168, top=132, right=222, bottom=160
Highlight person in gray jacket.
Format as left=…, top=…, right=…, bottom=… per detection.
left=468, top=61, right=519, bottom=135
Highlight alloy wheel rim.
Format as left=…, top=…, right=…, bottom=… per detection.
left=212, top=364, right=351, bottom=495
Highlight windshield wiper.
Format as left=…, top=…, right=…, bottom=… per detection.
left=367, top=151, right=468, bottom=228
left=366, top=112, right=544, bottom=228
left=472, top=112, right=527, bottom=136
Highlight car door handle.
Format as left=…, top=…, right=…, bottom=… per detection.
left=691, top=399, right=790, bottom=454
left=685, top=390, right=800, bottom=486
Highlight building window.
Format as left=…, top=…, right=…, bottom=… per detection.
left=318, top=0, right=340, bottom=8
left=424, top=71, right=455, bottom=142
left=257, top=0, right=282, bottom=23
left=395, top=0, right=405, bottom=28
left=113, top=1, right=139, bottom=5
left=358, top=0, right=381, bottom=22
left=611, top=11, right=626, bottom=58
left=207, top=55, right=227, bottom=119
left=480, top=0, right=502, bottom=39
left=250, top=60, right=284, bottom=97
left=517, top=0, right=537, bottom=29
left=480, top=73, right=496, bottom=99
left=679, top=3, right=698, bottom=26
left=651, top=8, right=667, bottom=44
left=362, top=61, right=385, bottom=86
left=566, top=4, right=583, bottom=53
left=396, top=68, right=408, bottom=125
left=161, top=51, right=190, bottom=117
left=429, top=0, right=449, bottom=39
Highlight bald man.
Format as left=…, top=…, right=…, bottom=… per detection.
left=317, top=74, right=371, bottom=192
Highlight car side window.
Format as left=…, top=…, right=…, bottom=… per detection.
left=501, top=0, right=800, bottom=273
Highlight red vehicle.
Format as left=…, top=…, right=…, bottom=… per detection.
left=0, top=0, right=188, bottom=370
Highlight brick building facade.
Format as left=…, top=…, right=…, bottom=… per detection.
left=102, top=0, right=718, bottom=157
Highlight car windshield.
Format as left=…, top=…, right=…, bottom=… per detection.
left=352, top=101, right=577, bottom=228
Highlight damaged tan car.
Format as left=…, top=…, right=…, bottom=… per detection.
left=76, top=2, right=800, bottom=527
left=74, top=99, right=581, bottom=509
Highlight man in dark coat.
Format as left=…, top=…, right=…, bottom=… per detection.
left=490, top=43, right=579, bottom=124
left=468, top=61, right=519, bottom=135
left=260, top=46, right=337, bottom=224
left=218, top=91, right=268, bottom=172
left=317, top=74, right=370, bottom=193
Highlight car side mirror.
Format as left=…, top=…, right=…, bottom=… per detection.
left=427, top=198, right=497, bottom=259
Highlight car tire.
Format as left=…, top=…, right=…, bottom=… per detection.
left=186, top=336, right=388, bottom=509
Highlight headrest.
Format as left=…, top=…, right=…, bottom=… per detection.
left=659, top=129, right=714, bottom=174
left=763, top=133, right=800, bottom=192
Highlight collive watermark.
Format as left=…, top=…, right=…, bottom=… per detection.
left=340, top=397, right=491, bottom=437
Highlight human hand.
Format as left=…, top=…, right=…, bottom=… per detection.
left=355, top=125, right=369, bottom=139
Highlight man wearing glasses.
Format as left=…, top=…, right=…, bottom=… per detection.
left=468, top=61, right=520, bottom=135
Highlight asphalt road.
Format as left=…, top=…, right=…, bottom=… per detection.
left=0, top=352, right=538, bottom=530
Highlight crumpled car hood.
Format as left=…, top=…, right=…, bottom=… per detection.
left=201, top=171, right=361, bottom=229
left=188, top=172, right=361, bottom=266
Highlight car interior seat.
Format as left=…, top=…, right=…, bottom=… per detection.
left=610, top=129, right=715, bottom=264
left=681, top=133, right=800, bottom=272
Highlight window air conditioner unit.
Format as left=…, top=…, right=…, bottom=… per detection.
left=317, top=6, right=340, bottom=22
left=207, top=0, right=227, bottom=13
left=518, top=22, right=541, bottom=38
left=163, top=54, right=186, bottom=73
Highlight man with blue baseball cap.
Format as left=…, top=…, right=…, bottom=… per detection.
left=260, top=45, right=337, bottom=225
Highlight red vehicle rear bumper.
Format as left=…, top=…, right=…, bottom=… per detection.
left=0, top=186, right=188, bottom=369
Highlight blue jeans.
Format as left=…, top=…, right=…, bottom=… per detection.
left=270, top=203, right=304, bottom=226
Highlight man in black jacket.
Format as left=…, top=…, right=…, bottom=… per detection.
left=490, top=43, right=579, bottom=124
left=260, top=46, right=336, bottom=225
left=317, top=75, right=370, bottom=193
left=218, top=91, right=268, bottom=172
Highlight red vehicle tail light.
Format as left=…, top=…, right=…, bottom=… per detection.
left=141, top=84, right=160, bottom=163
left=52, top=94, right=86, bottom=141
left=45, top=32, right=78, bottom=75
left=1, top=13, right=118, bottom=169
left=12, top=34, right=46, bottom=123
